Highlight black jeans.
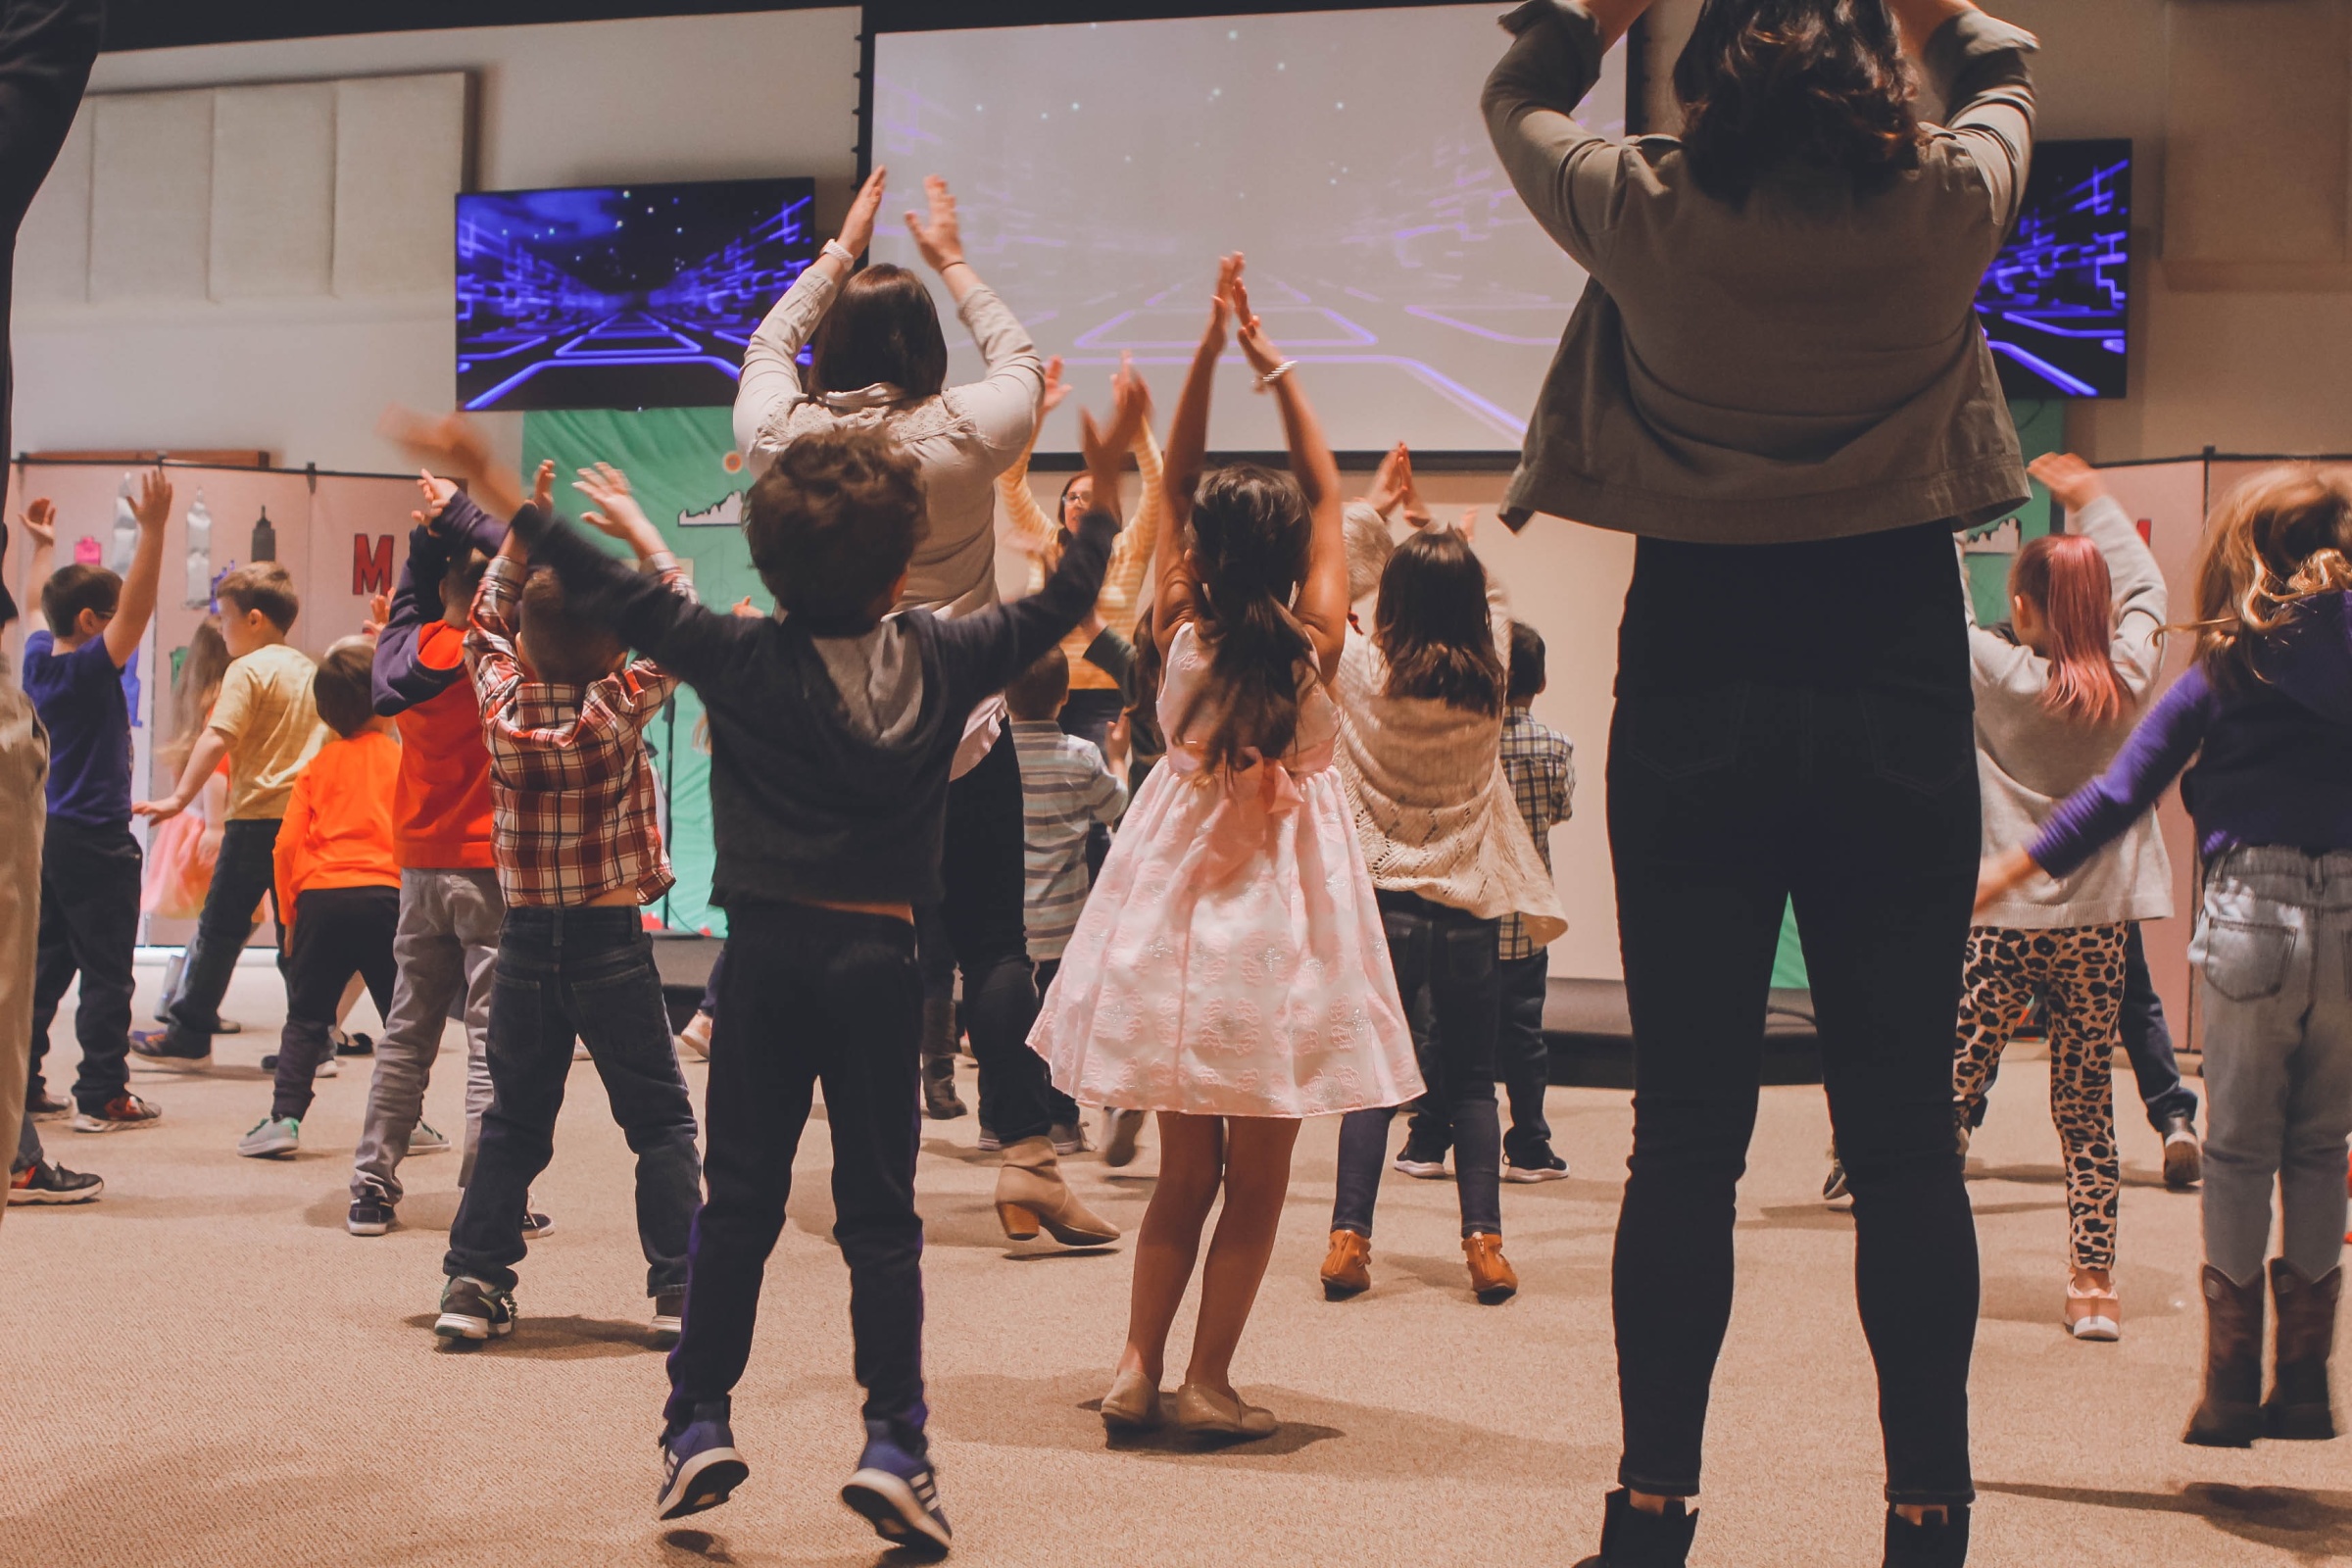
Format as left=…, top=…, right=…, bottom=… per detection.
left=930, top=727, right=1073, bottom=1142
left=271, top=886, right=398, bottom=1121
left=2118, top=922, right=2197, bottom=1130
left=1609, top=523, right=1981, bottom=1508
left=28, top=818, right=141, bottom=1112
left=1407, top=950, right=1556, bottom=1165
left=666, top=903, right=929, bottom=1448
left=444, top=907, right=700, bottom=1296
left=1333, top=889, right=1504, bottom=1239
left=162, top=816, right=282, bottom=1054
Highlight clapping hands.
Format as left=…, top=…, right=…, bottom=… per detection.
left=1077, top=357, right=1154, bottom=504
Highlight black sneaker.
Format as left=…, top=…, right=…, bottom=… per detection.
left=1394, top=1139, right=1450, bottom=1180
left=651, top=1288, right=685, bottom=1348
left=1822, top=1159, right=1850, bottom=1202
left=1504, top=1148, right=1570, bottom=1183
left=9, top=1159, right=105, bottom=1204
left=521, top=1200, right=554, bottom=1240
left=433, top=1275, right=517, bottom=1341
left=658, top=1401, right=747, bottom=1520
left=27, top=1089, right=71, bottom=1121
left=347, top=1195, right=397, bottom=1236
left=333, top=1028, right=375, bottom=1056
left=258, top=1053, right=335, bottom=1078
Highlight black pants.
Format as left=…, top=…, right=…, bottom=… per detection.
left=1407, top=949, right=1556, bottom=1165
left=270, top=886, right=398, bottom=1121
left=1333, top=889, right=1504, bottom=1239
left=444, top=907, right=701, bottom=1296
left=929, top=727, right=1072, bottom=1142
left=2118, top=922, right=2197, bottom=1130
left=666, top=903, right=929, bottom=1448
left=1608, top=523, right=1981, bottom=1507
left=27, top=818, right=141, bottom=1113
left=162, top=816, right=282, bottom=1054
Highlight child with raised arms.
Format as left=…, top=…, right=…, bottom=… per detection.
left=1030, top=257, right=1421, bottom=1441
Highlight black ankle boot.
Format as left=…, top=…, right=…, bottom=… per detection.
left=1884, top=1504, right=1969, bottom=1566
left=2263, top=1259, right=2341, bottom=1440
left=2183, top=1264, right=2266, bottom=1446
left=1574, top=1489, right=1696, bottom=1567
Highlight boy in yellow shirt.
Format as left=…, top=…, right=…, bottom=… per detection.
left=132, top=564, right=326, bottom=1068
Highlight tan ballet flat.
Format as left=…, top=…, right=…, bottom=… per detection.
left=1172, top=1382, right=1277, bottom=1440
left=1100, top=1367, right=1165, bottom=1431
left=995, top=1135, right=1121, bottom=1246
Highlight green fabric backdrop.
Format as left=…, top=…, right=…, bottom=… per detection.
left=521, top=408, right=760, bottom=936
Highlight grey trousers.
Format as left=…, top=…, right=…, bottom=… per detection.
left=0, top=678, right=48, bottom=1202
left=2192, top=847, right=2352, bottom=1285
left=351, top=868, right=501, bottom=1205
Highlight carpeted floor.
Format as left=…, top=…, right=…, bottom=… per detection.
left=5, top=959, right=2347, bottom=1567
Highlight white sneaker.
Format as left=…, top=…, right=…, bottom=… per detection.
left=408, top=1120, right=451, bottom=1154
left=675, top=1011, right=713, bottom=1060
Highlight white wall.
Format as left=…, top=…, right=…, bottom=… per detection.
left=10, top=9, right=863, bottom=474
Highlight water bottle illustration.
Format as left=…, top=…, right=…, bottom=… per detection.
left=183, top=489, right=215, bottom=608
left=110, top=474, right=137, bottom=573
left=251, top=506, right=276, bottom=563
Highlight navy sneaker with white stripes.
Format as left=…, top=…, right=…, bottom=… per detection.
left=657, top=1401, right=747, bottom=1520
left=841, top=1419, right=952, bottom=1554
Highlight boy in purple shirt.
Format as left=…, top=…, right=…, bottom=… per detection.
left=19, top=472, right=170, bottom=1132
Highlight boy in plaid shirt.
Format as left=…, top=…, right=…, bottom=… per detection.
left=406, top=436, right=703, bottom=1349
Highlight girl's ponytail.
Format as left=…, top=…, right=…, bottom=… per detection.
left=1175, top=464, right=1314, bottom=773
left=2010, top=533, right=2127, bottom=725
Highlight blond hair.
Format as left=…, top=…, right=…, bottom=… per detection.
left=2185, top=464, right=2352, bottom=691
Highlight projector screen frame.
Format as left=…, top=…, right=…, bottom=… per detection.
left=856, top=0, right=1631, bottom=466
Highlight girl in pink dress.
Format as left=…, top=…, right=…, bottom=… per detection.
left=1030, top=257, right=1419, bottom=1441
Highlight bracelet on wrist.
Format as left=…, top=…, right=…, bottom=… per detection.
left=1252, top=359, right=1299, bottom=393
left=821, top=238, right=858, bottom=267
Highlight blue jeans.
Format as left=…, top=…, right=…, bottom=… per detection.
left=2118, top=922, right=2198, bottom=1130
left=666, top=903, right=928, bottom=1447
left=1408, top=950, right=1555, bottom=1165
left=161, top=816, right=281, bottom=1053
left=443, top=906, right=701, bottom=1296
left=1333, top=889, right=1504, bottom=1239
left=2190, top=848, right=2352, bottom=1285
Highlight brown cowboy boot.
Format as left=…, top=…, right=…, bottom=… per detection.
left=2182, top=1264, right=2266, bottom=1446
left=2263, top=1258, right=2341, bottom=1440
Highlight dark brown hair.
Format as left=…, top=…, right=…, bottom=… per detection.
left=1673, top=0, right=1922, bottom=203
left=2186, top=464, right=2352, bottom=694
left=217, top=562, right=301, bottom=631
left=1176, top=464, right=1315, bottom=773
left=312, top=640, right=377, bottom=739
left=808, top=265, right=948, bottom=402
left=1005, top=645, right=1070, bottom=721
left=1506, top=618, right=1546, bottom=705
left=2009, top=534, right=2127, bottom=725
left=1376, top=529, right=1504, bottom=716
left=41, top=564, right=120, bottom=636
left=745, top=427, right=926, bottom=635
left=518, top=568, right=623, bottom=685
left=438, top=547, right=492, bottom=627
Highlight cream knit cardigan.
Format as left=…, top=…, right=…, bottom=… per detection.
left=1334, top=577, right=1567, bottom=947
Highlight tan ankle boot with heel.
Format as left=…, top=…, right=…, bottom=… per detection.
left=995, top=1135, right=1119, bottom=1246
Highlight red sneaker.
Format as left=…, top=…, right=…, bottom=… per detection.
left=72, top=1093, right=163, bottom=1134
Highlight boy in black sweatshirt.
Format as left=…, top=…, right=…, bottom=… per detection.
left=506, top=377, right=1147, bottom=1554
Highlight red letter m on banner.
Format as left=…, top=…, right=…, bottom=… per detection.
left=353, top=533, right=395, bottom=596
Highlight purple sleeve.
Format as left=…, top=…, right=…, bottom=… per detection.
left=2030, top=664, right=2214, bottom=878
left=371, top=493, right=511, bottom=715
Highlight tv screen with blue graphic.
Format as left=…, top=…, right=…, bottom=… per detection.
left=1976, top=139, right=2131, bottom=401
left=456, top=177, right=816, bottom=412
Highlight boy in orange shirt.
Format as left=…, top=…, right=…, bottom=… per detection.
left=238, top=641, right=401, bottom=1158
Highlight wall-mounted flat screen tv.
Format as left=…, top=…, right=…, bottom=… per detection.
left=1976, top=138, right=2131, bottom=400
left=456, top=176, right=815, bottom=412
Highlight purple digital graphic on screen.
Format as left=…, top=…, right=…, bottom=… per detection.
left=869, top=8, right=1627, bottom=452
left=457, top=178, right=816, bottom=413
left=1975, top=139, right=2131, bottom=401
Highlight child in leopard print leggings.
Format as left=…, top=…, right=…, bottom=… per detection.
left=1957, top=454, right=2178, bottom=1344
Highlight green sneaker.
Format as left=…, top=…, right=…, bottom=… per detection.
left=237, top=1115, right=301, bottom=1159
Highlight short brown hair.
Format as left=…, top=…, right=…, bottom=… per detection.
left=1005, top=645, right=1070, bottom=721
left=808, top=265, right=948, bottom=402
left=745, top=428, right=925, bottom=636
left=519, top=567, right=623, bottom=685
left=439, top=548, right=492, bottom=626
left=312, top=639, right=376, bottom=739
left=42, top=564, right=120, bottom=635
left=217, top=562, right=300, bottom=631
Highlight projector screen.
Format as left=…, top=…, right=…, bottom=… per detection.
left=868, top=5, right=1626, bottom=454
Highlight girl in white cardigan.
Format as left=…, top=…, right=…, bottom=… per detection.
left=1319, top=514, right=1567, bottom=1306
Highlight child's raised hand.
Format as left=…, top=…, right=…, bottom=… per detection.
left=1103, top=710, right=1132, bottom=771
left=1364, top=443, right=1408, bottom=516
left=382, top=408, right=497, bottom=487
left=730, top=596, right=763, bottom=618
left=363, top=591, right=391, bottom=637
left=1078, top=363, right=1154, bottom=487
left=19, top=497, right=56, bottom=548
left=131, top=467, right=173, bottom=533
left=838, top=166, right=887, bottom=259
left=1199, top=256, right=1238, bottom=352
left=573, top=463, right=651, bottom=538
left=1040, top=356, right=1071, bottom=416
left=1226, top=262, right=1284, bottom=378
left=904, top=174, right=964, bottom=271
left=2027, top=452, right=2107, bottom=514
left=531, top=461, right=556, bottom=515
left=414, top=468, right=459, bottom=527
